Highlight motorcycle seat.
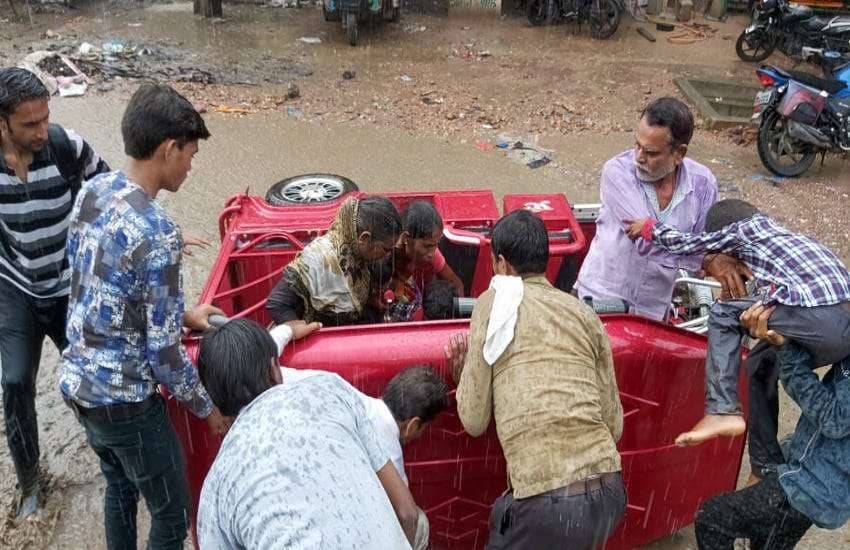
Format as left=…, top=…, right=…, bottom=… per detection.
left=802, top=16, right=829, bottom=32
left=787, top=69, right=848, bottom=95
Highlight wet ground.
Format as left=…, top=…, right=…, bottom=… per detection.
left=1, top=2, right=850, bottom=548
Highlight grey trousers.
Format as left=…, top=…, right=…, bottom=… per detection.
left=705, top=298, right=850, bottom=415
left=486, top=473, right=626, bottom=550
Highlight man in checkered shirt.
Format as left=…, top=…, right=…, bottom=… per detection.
left=626, top=199, right=850, bottom=449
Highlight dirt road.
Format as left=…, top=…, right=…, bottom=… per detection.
left=1, top=2, right=849, bottom=548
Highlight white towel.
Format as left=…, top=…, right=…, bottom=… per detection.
left=483, top=275, right=524, bottom=366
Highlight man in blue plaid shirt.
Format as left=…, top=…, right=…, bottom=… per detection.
left=626, top=199, right=850, bottom=449
left=60, top=84, right=228, bottom=550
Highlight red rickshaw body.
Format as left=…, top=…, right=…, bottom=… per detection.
left=172, top=189, right=747, bottom=549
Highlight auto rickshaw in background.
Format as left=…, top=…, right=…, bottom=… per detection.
left=323, top=0, right=400, bottom=46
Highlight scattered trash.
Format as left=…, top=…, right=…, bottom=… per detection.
left=45, top=29, right=58, bottom=39
left=342, top=70, right=356, bottom=80
left=482, top=123, right=494, bottom=129
left=298, top=36, right=322, bottom=44
left=496, top=142, right=510, bottom=149
left=637, top=27, right=656, bottom=42
left=78, top=42, right=96, bottom=55
left=128, top=22, right=143, bottom=28
left=286, top=82, right=300, bottom=99
left=215, top=105, right=252, bottom=114
left=404, top=25, right=427, bottom=33
left=400, top=74, right=413, bottom=82
left=478, top=50, right=492, bottom=58
left=57, top=76, right=87, bottom=97
left=767, top=176, right=784, bottom=187
left=709, top=158, right=732, bottom=166
left=527, top=157, right=551, bottom=169
left=102, top=41, right=126, bottom=55
left=421, top=96, right=444, bottom=105
left=286, top=106, right=304, bottom=118
left=656, top=22, right=675, bottom=32
left=461, top=26, right=471, bottom=30
left=474, top=141, right=495, bottom=151
left=750, top=174, right=764, bottom=181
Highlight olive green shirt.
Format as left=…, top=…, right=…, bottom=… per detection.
left=456, top=276, right=623, bottom=499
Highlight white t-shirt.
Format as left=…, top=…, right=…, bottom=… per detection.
left=271, top=325, right=407, bottom=485
left=281, top=366, right=408, bottom=486
left=197, top=374, right=411, bottom=550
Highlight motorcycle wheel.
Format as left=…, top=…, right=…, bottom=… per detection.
left=735, top=29, right=776, bottom=62
left=589, top=0, right=622, bottom=39
left=756, top=110, right=817, bottom=178
left=526, top=0, right=557, bottom=27
left=346, top=12, right=359, bottom=46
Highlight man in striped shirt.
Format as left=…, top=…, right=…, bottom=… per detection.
left=626, top=199, right=850, bottom=449
left=0, top=68, right=109, bottom=519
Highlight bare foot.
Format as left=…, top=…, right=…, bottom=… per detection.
left=746, top=471, right=762, bottom=487
left=675, top=415, right=746, bottom=447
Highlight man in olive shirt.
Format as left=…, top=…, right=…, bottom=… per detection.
left=446, top=209, right=626, bottom=550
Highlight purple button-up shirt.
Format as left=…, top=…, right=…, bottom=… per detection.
left=575, top=150, right=718, bottom=321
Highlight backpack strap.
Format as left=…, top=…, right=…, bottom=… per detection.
left=47, top=124, right=83, bottom=195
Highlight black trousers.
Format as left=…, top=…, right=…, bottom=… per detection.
left=0, top=277, right=68, bottom=493
left=486, top=473, right=627, bottom=550
left=695, top=475, right=812, bottom=550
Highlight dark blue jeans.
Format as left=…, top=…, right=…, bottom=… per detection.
left=77, top=396, right=189, bottom=550
left=0, top=277, right=67, bottom=494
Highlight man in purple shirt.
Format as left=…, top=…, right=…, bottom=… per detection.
left=575, top=97, right=720, bottom=321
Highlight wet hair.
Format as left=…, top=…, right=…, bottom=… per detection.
left=491, top=210, right=549, bottom=275
left=381, top=365, right=449, bottom=423
left=357, top=195, right=402, bottom=243
left=641, top=97, right=694, bottom=149
left=403, top=200, right=443, bottom=240
left=705, top=199, right=760, bottom=233
left=121, top=83, right=210, bottom=160
left=197, top=318, right=278, bottom=417
left=368, top=255, right=396, bottom=288
left=423, top=279, right=457, bottom=320
left=0, top=68, right=49, bottom=119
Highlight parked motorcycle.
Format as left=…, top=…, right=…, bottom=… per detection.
left=323, top=0, right=399, bottom=46
left=736, top=0, right=850, bottom=63
left=525, top=0, right=623, bottom=39
left=751, top=51, right=850, bottom=177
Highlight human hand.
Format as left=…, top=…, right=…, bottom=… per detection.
left=206, top=407, right=233, bottom=437
left=444, top=333, right=468, bottom=385
left=182, top=234, right=212, bottom=257
left=184, top=303, right=226, bottom=331
left=739, top=303, right=786, bottom=346
left=704, top=253, right=753, bottom=300
left=292, top=321, right=322, bottom=341
left=623, top=219, right=648, bottom=241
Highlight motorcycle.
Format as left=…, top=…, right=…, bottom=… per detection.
left=736, top=0, right=850, bottom=63
left=751, top=51, right=850, bottom=177
left=525, top=0, right=623, bottom=40
left=323, top=0, right=400, bottom=46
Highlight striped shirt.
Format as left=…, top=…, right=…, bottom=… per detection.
left=648, top=214, right=850, bottom=307
left=0, top=126, right=109, bottom=298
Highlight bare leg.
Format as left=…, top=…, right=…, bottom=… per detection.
left=675, top=414, right=746, bottom=447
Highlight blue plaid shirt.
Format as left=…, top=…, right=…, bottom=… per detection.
left=650, top=214, right=850, bottom=307
left=59, top=171, right=213, bottom=417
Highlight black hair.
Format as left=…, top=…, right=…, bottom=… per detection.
left=403, top=200, right=443, bottom=240
left=705, top=199, right=760, bottom=233
left=121, top=83, right=211, bottom=160
left=491, top=210, right=549, bottom=275
left=368, top=255, right=396, bottom=287
left=423, top=279, right=457, bottom=320
left=641, top=97, right=694, bottom=149
left=381, top=365, right=449, bottom=423
left=197, top=318, right=278, bottom=417
left=0, top=68, right=49, bottom=119
left=357, top=195, right=402, bottom=243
